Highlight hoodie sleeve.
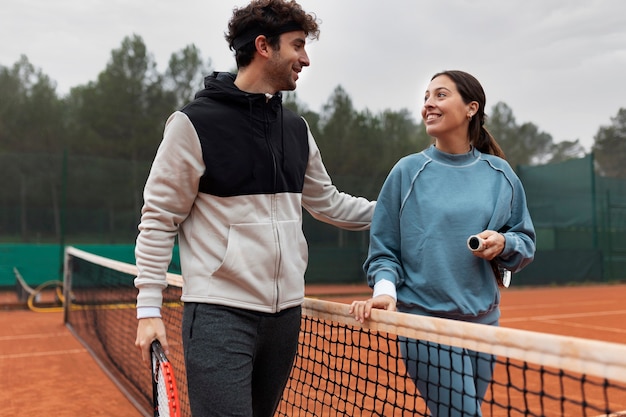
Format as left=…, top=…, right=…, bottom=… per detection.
left=300, top=121, right=375, bottom=230
left=134, top=112, right=205, bottom=311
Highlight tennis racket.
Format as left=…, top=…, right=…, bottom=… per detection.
left=151, top=340, right=181, bottom=417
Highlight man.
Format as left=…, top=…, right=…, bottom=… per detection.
left=134, top=1, right=375, bottom=416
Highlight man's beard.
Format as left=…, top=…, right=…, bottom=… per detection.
left=266, top=53, right=297, bottom=92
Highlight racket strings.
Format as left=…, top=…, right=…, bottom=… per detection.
left=153, top=356, right=180, bottom=417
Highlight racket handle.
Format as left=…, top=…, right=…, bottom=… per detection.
left=467, top=235, right=485, bottom=251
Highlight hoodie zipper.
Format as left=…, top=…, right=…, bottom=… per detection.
left=264, top=98, right=281, bottom=313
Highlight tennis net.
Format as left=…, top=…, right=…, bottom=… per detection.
left=63, top=246, right=626, bottom=416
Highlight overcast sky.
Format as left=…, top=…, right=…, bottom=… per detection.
left=2, top=0, right=626, bottom=152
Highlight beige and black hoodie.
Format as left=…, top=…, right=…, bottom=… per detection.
left=134, top=72, right=375, bottom=318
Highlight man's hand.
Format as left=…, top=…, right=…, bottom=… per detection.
left=135, top=317, right=168, bottom=363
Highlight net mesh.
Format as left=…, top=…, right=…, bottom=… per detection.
left=63, top=247, right=626, bottom=417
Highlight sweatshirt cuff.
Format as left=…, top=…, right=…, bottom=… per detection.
left=136, top=306, right=162, bottom=319
left=373, top=279, right=397, bottom=301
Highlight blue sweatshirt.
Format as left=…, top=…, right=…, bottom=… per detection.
left=364, top=145, right=536, bottom=324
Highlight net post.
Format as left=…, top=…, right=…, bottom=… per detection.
left=62, top=246, right=72, bottom=324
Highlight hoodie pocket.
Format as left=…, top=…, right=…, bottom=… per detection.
left=211, top=223, right=278, bottom=305
left=210, top=220, right=308, bottom=308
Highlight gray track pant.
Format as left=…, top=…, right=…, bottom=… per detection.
left=182, top=303, right=301, bottom=417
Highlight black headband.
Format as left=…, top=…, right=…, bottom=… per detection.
left=232, top=21, right=304, bottom=50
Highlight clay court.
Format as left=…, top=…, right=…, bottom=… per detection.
left=1, top=283, right=625, bottom=417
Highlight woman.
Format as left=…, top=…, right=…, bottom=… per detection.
left=350, top=70, right=536, bottom=416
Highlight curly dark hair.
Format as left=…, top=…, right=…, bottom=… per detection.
left=431, top=70, right=506, bottom=159
left=225, top=0, right=320, bottom=68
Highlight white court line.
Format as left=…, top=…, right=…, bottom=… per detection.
left=502, top=300, right=616, bottom=311
left=0, top=348, right=86, bottom=360
left=501, top=309, right=626, bottom=323
left=532, top=319, right=626, bottom=335
left=0, top=332, right=69, bottom=341
left=501, top=309, right=626, bottom=336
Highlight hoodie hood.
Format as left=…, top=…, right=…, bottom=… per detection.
left=195, top=72, right=241, bottom=101
left=195, top=72, right=284, bottom=118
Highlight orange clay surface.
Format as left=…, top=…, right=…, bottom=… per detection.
left=1, top=283, right=625, bottom=416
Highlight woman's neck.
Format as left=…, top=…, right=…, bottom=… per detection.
left=434, top=139, right=471, bottom=154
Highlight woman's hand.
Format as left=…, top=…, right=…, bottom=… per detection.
left=470, top=230, right=505, bottom=260
left=349, top=295, right=397, bottom=323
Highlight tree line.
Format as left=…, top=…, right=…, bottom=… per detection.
left=1, top=34, right=625, bottom=242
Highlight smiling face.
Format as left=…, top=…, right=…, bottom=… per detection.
left=266, top=30, right=310, bottom=91
left=421, top=74, right=478, bottom=151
